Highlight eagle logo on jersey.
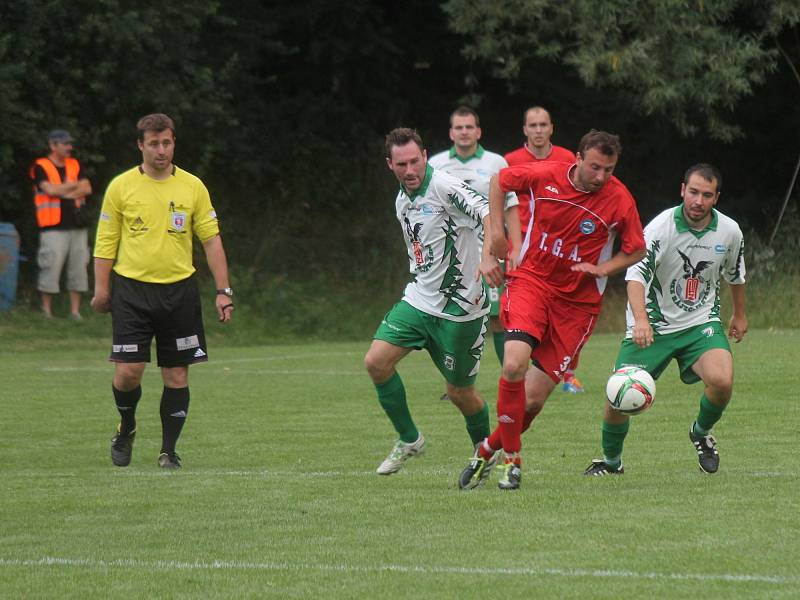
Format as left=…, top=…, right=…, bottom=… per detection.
left=677, top=250, right=713, bottom=301
left=404, top=216, right=434, bottom=272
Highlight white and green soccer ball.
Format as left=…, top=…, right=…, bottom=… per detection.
left=606, top=366, right=656, bottom=415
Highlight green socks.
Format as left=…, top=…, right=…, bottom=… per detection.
left=694, top=394, right=726, bottom=435
left=463, top=403, right=490, bottom=445
left=492, top=331, right=505, bottom=365
left=601, top=420, right=630, bottom=467
left=376, top=372, right=419, bottom=443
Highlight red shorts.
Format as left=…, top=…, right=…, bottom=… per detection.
left=500, top=277, right=598, bottom=383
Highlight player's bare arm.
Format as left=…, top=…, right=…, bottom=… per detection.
left=91, top=258, right=114, bottom=313
left=571, top=248, right=646, bottom=278
left=728, top=283, right=748, bottom=343
left=488, top=175, right=508, bottom=259
left=627, top=280, right=653, bottom=348
left=479, top=215, right=503, bottom=288
left=203, top=235, right=233, bottom=323
left=504, top=205, right=522, bottom=270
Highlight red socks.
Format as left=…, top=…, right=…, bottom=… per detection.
left=480, top=382, right=543, bottom=459
left=497, top=377, right=525, bottom=454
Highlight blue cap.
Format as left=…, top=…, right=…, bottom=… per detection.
left=48, top=129, right=74, bottom=143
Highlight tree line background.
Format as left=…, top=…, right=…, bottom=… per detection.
left=1, top=0, right=798, bottom=336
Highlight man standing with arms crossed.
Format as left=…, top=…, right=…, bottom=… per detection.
left=429, top=106, right=521, bottom=370
left=461, top=130, right=646, bottom=490
left=92, top=113, right=233, bottom=469
left=364, top=128, right=502, bottom=477
left=29, top=129, right=93, bottom=319
left=584, top=163, right=747, bottom=476
left=505, top=105, right=586, bottom=393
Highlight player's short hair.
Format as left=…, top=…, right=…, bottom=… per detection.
left=136, top=113, right=176, bottom=141
left=684, top=163, right=722, bottom=193
left=449, top=106, right=480, bottom=127
left=385, top=128, right=424, bottom=159
left=524, top=106, right=552, bottom=124
left=577, top=129, right=622, bottom=157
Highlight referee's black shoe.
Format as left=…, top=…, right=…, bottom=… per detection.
left=158, top=452, right=182, bottom=469
left=110, top=428, right=136, bottom=467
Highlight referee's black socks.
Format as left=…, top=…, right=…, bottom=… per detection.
left=160, top=386, right=190, bottom=454
left=113, top=385, right=142, bottom=435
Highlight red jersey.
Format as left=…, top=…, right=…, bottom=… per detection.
left=498, top=161, right=645, bottom=311
left=504, top=144, right=575, bottom=235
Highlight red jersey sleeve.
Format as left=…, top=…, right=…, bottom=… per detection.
left=498, top=162, right=547, bottom=194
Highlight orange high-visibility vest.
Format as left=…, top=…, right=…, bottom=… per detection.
left=30, top=157, right=82, bottom=228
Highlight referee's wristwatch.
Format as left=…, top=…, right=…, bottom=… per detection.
left=216, top=287, right=234, bottom=298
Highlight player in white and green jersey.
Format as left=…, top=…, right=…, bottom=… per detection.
left=584, top=164, right=748, bottom=477
left=364, top=127, right=504, bottom=481
left=428, top=106, right=521, bottom=368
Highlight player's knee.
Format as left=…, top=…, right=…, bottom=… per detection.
left=364, top=351, right=391, bottom=382
left=502, top=357, right=528, bottom=381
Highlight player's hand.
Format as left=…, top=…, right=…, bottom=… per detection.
left=489, top=233, right=508, bottom=263
left=631, top=320, right=653, bottom=348
left=728, top=314, right=748, bottom=343
left=479, top=255, right=503, bottom=288
left=90, top=291, right=111, bottom=313
left=216, top=295, right=234, bottom=323
left=505, top=250, right=519, bottom=272
left=570, top=262, right=607, bottom=278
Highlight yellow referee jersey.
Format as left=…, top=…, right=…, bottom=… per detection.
left=94, top=165, right=220, bottom=283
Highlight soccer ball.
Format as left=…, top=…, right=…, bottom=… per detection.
left=606, top=367, right=656, bottom=415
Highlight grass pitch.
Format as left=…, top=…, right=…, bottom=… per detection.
left=0, top=327, right=798, bottom=598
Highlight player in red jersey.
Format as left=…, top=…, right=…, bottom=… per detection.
left=460, top=130, right=646, bottom=490
left=504, top=106, right=586, bottom=392
left=504, top=106, right=575, bottom=236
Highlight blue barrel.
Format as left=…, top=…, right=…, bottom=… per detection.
left=0, top=223, right=20, bottom=310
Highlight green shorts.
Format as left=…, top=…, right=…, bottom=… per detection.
left=485, top=280, right=504, bottom=317
left=615, top=321, right=731, bottom=384
left=373, top=300, right=487, bottom=387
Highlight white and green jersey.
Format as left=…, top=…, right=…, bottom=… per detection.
left=396, top=164, right=490, bottom=321
left=428, top=145, right=518, bottom=210
left=625, top=206, right=746, bottom=336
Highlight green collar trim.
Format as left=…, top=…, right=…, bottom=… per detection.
left=673, top=205, right=718, bottom=237
left=402, top=164, right=434, bottom=199
left=448, top=144, right=485, bottom=163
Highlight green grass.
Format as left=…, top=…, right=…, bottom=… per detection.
left=0, top=327, right=798, bottom=598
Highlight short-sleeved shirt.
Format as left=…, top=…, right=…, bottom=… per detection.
left=94, top=165, right=220, bottom=284
left=428, top=145, right=518, bottom=210
left=397, top=164, right=490, bottom=321
left=504, top=144, right=575, bottom=235
left=624, top=206, right=746, bottom=336
left=31, top=161, right=85, bottom=230
left=497, top=161, right=645, bottom=312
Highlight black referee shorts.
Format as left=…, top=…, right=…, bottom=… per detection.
left=110, top=273, right=208, bottom=367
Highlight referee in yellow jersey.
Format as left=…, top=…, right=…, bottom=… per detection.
left=92, top=113, right=233, bottom=469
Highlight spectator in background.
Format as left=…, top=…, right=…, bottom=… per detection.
left=29, top=129, right=92, bottom=319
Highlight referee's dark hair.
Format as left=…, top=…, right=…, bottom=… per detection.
left=137, top=113, right=176, bottom=141
left=684, top=163, right=722, bottom=193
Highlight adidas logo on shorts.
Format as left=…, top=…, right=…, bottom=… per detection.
left=193, top=348, right=207, bottom=358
